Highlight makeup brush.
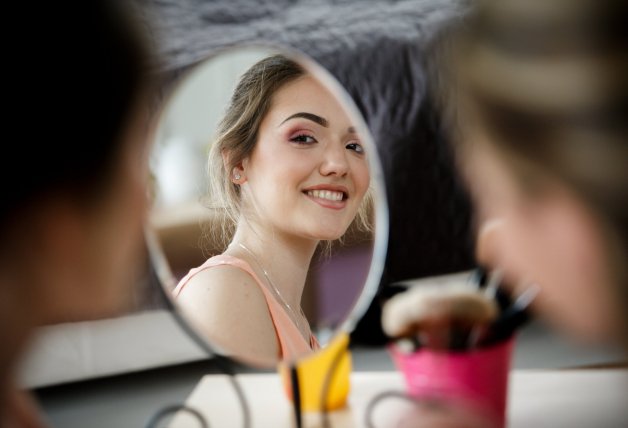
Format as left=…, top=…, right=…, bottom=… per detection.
left=472, top=266, right=513, bottom=311
left=479, top=283, right=539, bottom=347
left=466, top=268, right=504, bottom=347
left=381, top=282, right=499, bottom=351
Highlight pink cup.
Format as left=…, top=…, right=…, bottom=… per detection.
left=388, top=337, right=515, bottom=428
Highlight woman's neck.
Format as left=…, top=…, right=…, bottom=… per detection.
left=227, top=221, right=318, bottom=309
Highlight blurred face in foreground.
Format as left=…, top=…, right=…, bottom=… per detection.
left=463, top=132, right=622, bottom=343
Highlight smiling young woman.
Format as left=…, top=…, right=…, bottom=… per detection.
left=172, top=54, right=373, bottom=365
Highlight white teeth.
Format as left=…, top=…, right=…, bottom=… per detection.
left=307, top=190, right=344, bottom=201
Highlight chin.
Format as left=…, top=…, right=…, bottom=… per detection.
left=298, top=218, right=353, bottom=242
left=309, top=228, right=347, bottom=241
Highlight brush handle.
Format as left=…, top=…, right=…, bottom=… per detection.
left=481, top=307, right=531, bottom=346
left=473, top=266, right=513, bottom=311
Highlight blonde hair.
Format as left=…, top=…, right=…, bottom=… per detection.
left=204, top=54, right=373, bottom=252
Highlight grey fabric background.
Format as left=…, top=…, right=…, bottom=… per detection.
left=144, top=0, right=475, bottom=345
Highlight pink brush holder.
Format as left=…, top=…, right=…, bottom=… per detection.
left=388, top=337, right=515, bottom=428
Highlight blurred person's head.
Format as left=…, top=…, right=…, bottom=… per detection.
left=441, top=0, right=628, bottom=344
left=1, top=0, right=153, bottom=398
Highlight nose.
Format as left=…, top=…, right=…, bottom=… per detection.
left=319, top=142, right=349, bottom=177
left=475, top=218, right=505, bottom=267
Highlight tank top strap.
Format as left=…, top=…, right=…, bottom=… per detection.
left=172, top=254, right=252, bottom=297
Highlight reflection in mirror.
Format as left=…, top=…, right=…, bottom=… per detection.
left=149, top=44, right=387, bottom=367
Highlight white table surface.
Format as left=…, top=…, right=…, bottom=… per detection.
left=169, top=369, right=628, bottom=428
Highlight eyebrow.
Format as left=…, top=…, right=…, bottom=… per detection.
left=280, top=112, right=358, bottom=135
left=280, top=112, right=329, bottom=128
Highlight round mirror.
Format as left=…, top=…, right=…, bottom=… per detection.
left=147, top=43, right=388, bottom=367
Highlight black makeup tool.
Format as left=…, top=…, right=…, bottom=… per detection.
left=479, top=283, right=539, bottom=347
left=473, top=266, right=513, bottom=311
left=467, top=267, right=539, bottom=348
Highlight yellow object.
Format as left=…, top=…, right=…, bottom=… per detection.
left=278, top=332, right=352, bottom=412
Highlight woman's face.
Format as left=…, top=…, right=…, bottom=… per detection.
left=463, top=134, right=621, bottom=343
left=240, top=75, right=370, bottom=241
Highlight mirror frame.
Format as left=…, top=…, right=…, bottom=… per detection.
left=145, top=40, right=389, bottom=367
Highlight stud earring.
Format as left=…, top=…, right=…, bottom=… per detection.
left=233, top=170, right=241, bottom=181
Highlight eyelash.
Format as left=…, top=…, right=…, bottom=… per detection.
left=290, top=133, right=317, bottom=145
left=289, top=132, right=364, bottom=154
left=346, top=142, right=364, bottom=154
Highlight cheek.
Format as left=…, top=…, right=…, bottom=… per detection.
left=493, top=201, right=617, bottom=341
left=531, top=201, right=616, bottom=336
left=352, top=160, right=370, bottom=198
left=253, top=149, right=314, bottom=194
left=503, top=214, right=558, bottom=284
left=511, top=201, right=599, bottom=293
left=489, top=202, right=597, bottom=295
left=118, top=157, right=149, bottom=262
left=95, top=153, right=149, bottom=309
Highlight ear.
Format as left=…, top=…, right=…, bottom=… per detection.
left=222, top=150, right=247, bottom=185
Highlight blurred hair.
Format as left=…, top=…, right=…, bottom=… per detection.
left=439, top=0, right=628, bottom=333
left=1, top=0, right=152, bottom=242
left=205, top=54, right=373, bottom=251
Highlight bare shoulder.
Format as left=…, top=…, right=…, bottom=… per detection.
left=175, top=264, right=280, bottom=362
left=177, top=264, right=270, bottom=319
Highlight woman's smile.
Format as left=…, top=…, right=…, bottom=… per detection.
left=304, top=190, right=346, bottom=210
left=302, top=183, right=349, bottom=210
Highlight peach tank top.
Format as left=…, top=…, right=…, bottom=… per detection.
left=172, top=254, right=320, bottom=360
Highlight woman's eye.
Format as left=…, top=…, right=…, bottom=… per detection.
left=346, top=142, right=364, bottom=154
left=290, top=134, right=317, bottom=144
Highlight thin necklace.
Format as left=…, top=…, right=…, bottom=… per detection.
left=236, top=242, right=308, bottom=333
